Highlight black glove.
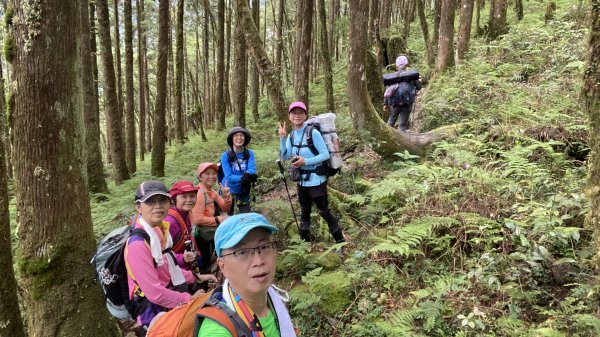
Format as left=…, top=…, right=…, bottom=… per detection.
left=248, top=173, right=258, bottom=183
left=241, top=172, right=250, bottom=185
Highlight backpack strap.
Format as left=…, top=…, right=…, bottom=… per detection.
left=194, top=302, right=252, bottom=337
left=167, top=208, right=189, bottom=252
left=125, top=228, right=151, bottom=298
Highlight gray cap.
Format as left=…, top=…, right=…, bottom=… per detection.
left=135, top=181, right=170, bottom=203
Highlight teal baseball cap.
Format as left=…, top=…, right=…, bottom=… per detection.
left=215, top=213, right=279, bottom=257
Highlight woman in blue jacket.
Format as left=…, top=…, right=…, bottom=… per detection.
left=221, top=126, right=257, bottom=215
left=278, top=101, right=345, bottom=245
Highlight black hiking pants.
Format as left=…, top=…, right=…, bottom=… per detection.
left=297, top=182, right=344, bottom=243
left=387, top=104, right=412, bottom=131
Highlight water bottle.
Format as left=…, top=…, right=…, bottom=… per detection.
left=184, top=240, right=200, bottom=273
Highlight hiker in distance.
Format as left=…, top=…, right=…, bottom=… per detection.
left=221, top=126, right=258, bottom=215
left=164, top=180, right=201, bottom=271
left=383, top=55, right=422, bottom=131
left=278, top=101, right=346, bottom=246
left=196, top=212, right=297, bottom=337
left=125, top=181, right=217, bottom=331
left=190, top=162, right=232, bottom=273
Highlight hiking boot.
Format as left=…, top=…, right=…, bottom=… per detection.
left=299, top=229, right=312, bottom=242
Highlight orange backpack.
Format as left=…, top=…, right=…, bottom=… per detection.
left=146, top=288, right=251, bottom=337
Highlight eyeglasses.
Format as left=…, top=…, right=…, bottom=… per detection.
left=221, top=242, right=276, bottom=261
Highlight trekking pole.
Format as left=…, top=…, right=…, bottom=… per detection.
left=276, top=159, right=300, bottom=231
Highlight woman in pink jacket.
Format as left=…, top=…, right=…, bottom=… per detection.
left=125, top=180, right=217, bottom=330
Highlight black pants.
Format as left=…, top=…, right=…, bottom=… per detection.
left=387, top=104, right=412, bottom=131
left=227, top=194, right=252, bottom=215
left=195, top=234, right=214, bottom=273
left=297, top=182, right=342, bottom=239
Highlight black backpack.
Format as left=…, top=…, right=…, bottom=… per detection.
left=91, top=226, right=150, bottom=320
left=290, top=124, right=340, bottom=178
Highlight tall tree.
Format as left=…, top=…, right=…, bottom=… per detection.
left=10, top=0, right=119, bottom=335
left=124, top=0, right=136, bottom=172
left=0, top=35, right=25, bottom=337
left=515, top=0, right=523, bottom=21
left=175, top=0, right=185, bottom=140
left=275, top=0, right=285, bottom=76
left=433, top=0, right=442, bottom=51
left=347, top=0, right=454, bottom=157
left=233, top=3, right=248, bottom=127
left=318, top=0, right=335, bottom=112
left=113, top=0, right=124, bottom=120
left=236, top=0, right=287, bottom=122
left=84, top=0, right=109, bottom=193
left=152, top=0, right=170, bottom=176
left=250, top=0, right=260, bottom=122
left=293, top=0, right=313, bottom=105
left=456, top=0, right=474, bottom=63
left=216, top=0, right=226, bottom=129
left=488, top=0, right=508, bottom=40
left=417, top=0, right=434, bottom=67
left=97, top=0, right=130, bottom=183
left=584, top=0, right=600, bottom=262
left=436, top=0, right=456, bottom=73
left=137, top=0, right=147, bottom=160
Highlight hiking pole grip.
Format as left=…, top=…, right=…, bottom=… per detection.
left=276, top=159, right=285, bottom=175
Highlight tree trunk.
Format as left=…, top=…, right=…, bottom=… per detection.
left=137, top=0, right=146, bottom=161
left=97, top=0, right=131, bottom=183
left=113, top=0, right=124, bottom=125
left=293, top=0, right=313, bottom=106
left=194, top=1, right=208, bottom=141
left=368, top=0, right=379, bottom=41
left=488, top=0, right=508, bottom=40
left=152, top=0, right=169, bottom=177
left=175, top=0, right=185, bottom=140
left=436, top=0, right=456, bottom=74
left=318, top=0, right=335, bottom=112
left=433, top=0, right=442, bottom=52
left=456, top=0, right=474, bottom=63
left=203, top=0, right=212, bottom=129
left=236, top=0, right=288, bottom=122
left=11, top=1, right=119, bottom=335
left=348, top=0, right=457, bottom=157
left=124, top=0, right=137, bottom=172
left=417, top=0, right=434, bottom=67
left=328, top=0, right=337, bottom=58
left=275, top=0, right=285, bottom=77
left=584, top=0, right=600, bottom=266
left=515, top=0, right=523, bottom=21
left=216, top=0, right=226, bottom=129
left=476, top=0, right=484, bottom=36
left=84, top=0, right=109, bottom=193
left=0, top=38, right=26, bottom=337
left=251, top=0, right=261, bottom=122
left=233, top=11, right=248, bottom=127
left=224, top=0, right=233, bottom=120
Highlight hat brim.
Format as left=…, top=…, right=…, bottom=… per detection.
left=197, top=164, right=218, bottom=176
left=217, top=224, right=279, bottom=256
left=136, top=191, right=171, bottom=203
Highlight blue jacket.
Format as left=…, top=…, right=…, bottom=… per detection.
left=280, top=124, right=330, bottom=187
left=221, top=149, right=256, bottom=195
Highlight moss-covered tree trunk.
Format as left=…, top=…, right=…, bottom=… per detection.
left=152, top=0, right=169, bottom=177
left=456, top=0, right=474, bottom=63
left=436, top=0, right=456, bottom=74
left=488, top=0, right=508, bottom=40
left=11, top=1, right=119, bottom=335
left=0, top=37, right=25, bottom=337
left=250, top=0, right=261, bottom=123
left=97, top=0, right=130, bottom=183
left=348, top=0, right=457, bottom=157
left=235, top=0, right=287, bottom=122
left=124, top=0, right=137, bottom=172
left=175, top=0, right=185, bottom=138
left=584, top=0, right=600, bottom=266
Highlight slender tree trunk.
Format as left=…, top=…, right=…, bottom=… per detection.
left=368, top=0, right=379, bottom=41
left=233, top=7, right=248, bottom=127
left=515, top=0, right=523, bottom=21
left=124, top=0, right=136, bottom=172
left=436, top=0, right=456, bottom=74
left=275, top=0, right=285, bottom=76
left=250, top=0, right=260, bottom=122
left=84, top=0, right=109, bottom=193
left=293, top=0, right=313, bottom=106
left=417, top=0, right=434, bottom=67
left=456, top=0, right=474, bottom=63
left=203, top=0, right=212, bottom=128
left=152, top=0, right=169, bottom=177
left=224, top=0, right=233, bottom=119
left=216, top=0, right=226, bottom=129
left=194, top=1, right=207, bottom=141
left=476, top=0, right=484, bottom=36
left=114, top=0, right=124, bottom=124
left=97, top=0, right=130, bottom=183
left=236, top=0, right=288, bottom=122
left=318, top=0, right=335, bottom=112
left=0, top=38, right=26, bottom=337
left=488, top=0, right=508, bottom=40
left=328, top=0, right=337, bottom=58
left=175, top=0, right=185, bottom=140
left=11, top=0, right=119, bottom=335
left=137, top=0, right=146, bottom=161
left=433, top=0, right=442, bottom=51
left=584, top=0, right=600, bottom=265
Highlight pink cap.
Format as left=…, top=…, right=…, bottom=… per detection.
left=288, top=101, right=307, bottom=113
left=197, top=162, right=218, bottom=177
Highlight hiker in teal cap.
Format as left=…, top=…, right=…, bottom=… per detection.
left=196, top=213, right=297, bottom=337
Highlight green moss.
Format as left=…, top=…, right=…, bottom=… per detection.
left=308, top=271, right=353, bottom=316
left=4, top=3, right=14, bottom=28
left=16, top=248, right=64, bottom=300
left=4, top=33, right=16, bottom=63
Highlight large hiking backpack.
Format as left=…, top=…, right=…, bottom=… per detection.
left=391, top=81, right=417, bottom=107
left=147, top=288, right=251, bottom=337
left=91, top=225, right=150, bottom=320
left=291, top=112, right=343, bottom=177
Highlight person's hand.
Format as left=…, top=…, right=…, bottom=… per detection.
left=183, top=251, right=196, bottom=263
left=220, top=182, right=231, bottom=198
left=291, top=156, right=305, bottom=168
left=383, top=105, right=389, bottom=111
left=197, top=273, right=218, bottom=284
left=191, top=288, right=206, bottom=299
left=277, top=121, right=287, bottom=138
